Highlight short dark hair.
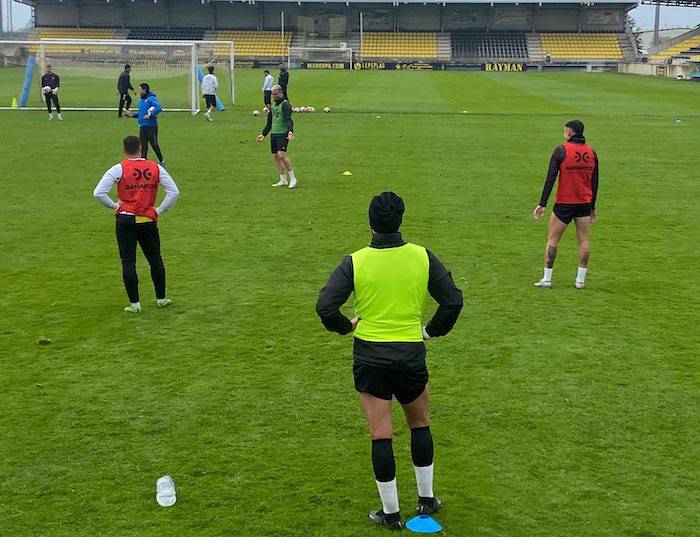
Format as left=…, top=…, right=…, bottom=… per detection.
left=207, top=65, right=214, bottom=73
left=123, top=135, right=141, bottom=155
left=125, top=64, right=131, bottom=70
left=565, top=119, right=584, bottom=136
left=264, top=70, right=270, bottom=74
left=139, top=83, right=150, bottom=93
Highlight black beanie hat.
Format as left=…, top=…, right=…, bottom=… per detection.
left=369, top=192, right=405, bottom=234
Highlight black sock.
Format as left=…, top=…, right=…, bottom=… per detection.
left=410, top=426, right=433, bottom=467
left=371, top=438, right=396, bottom=482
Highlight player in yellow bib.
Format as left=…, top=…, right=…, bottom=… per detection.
left=317, top=192, right=463, bottom=530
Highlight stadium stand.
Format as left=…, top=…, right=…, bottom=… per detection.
left=128, top=28, right=205, bottom=41
left=451, top=33, right=528, bottom=61
left=540, top=33, right=623, bottom=60
left=650, top=34, right=700, bottom=62
left=361, top=32, right=437, bottom=60
left=213, top=31, right=292, bottom=58
left=9, top=0, right=639, bottom=67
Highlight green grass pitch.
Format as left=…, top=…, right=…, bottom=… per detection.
left=0, top=68, right=698, bottom=536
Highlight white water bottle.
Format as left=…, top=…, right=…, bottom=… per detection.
left=156, top=475, right=176, bottom=507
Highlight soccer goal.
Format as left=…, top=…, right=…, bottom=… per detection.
left=287, top=46, right=353, bottom=68
left=0, top=39, right=235, bottom=114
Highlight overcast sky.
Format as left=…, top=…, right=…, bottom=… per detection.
left=5, top=1, right=700, bottom=32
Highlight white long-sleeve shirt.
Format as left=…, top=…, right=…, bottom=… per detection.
left=93, top=158, right=179, bottom=216
left=201, top=73, right=218, bottom=95
left=262, top=74, right=274, bottom=92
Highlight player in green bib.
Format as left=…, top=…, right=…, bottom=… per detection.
left=316, top=192, right=463, bottom=530
left=257, top=85, right=299, bottom=189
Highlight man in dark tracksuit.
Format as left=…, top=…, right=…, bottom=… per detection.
left=278, top=63, right=290, bottom=102
left=117, top=64, right=134, bottom=118
left=316, top=192, right=463, bottom=530
left=41, top=65, right=61, bottom=120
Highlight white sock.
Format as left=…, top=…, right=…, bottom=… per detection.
left=49, top=112, right=53, bottom=118
left=375, top=479, right=400, bottom=515
left=544, top=267, right=553, bottom=281
left=58, top=113, right=62, bottom=119
left=131, top=302, right=141, bottom=308
left=414, top=464, right=434, bottom=498
left=279, top=174, right=287, bottom=183
left=576, top=266, right=587, bottom=283
left=289, top=170, right=296, bottom=181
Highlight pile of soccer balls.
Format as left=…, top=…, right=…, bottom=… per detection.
left=253, top=106, right=331, bottom=116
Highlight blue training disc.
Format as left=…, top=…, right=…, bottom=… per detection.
left=406, top=515, right=442, bottom=533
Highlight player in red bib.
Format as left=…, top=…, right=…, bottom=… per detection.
left=93, top=136, right=180, bottom=313
left=533, top=120, right=599, bottom=289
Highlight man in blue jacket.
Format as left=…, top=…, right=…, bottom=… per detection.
left=125, top=83, right=164, bottom=164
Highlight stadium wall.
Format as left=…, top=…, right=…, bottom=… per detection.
left=30, top=0, right=631, bottom=34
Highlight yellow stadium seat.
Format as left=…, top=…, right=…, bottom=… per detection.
left=540, top=33, right=622, bottom=60
left=213, top=31, right=292, bottom=57
left=360, top=32, right=437, bottom=59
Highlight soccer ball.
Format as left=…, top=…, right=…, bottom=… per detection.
left=301, top=106, right=308, bottom=113
left=42, top=86, right=51, bottom=94
left=253, top=110, right=260, bottom=117
left=323, top=107, right=331, bottom=113
left=293, top=107, right=300, bottom=113
left=309, top=107, right=316, bottom=113
left=263, top=107, right=269, bottom=113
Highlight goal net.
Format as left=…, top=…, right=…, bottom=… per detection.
left=0, top=39, right=235, bottom=113
left=288, top=46, right=353, bottom=68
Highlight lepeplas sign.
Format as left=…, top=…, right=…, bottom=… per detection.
left=482, top=63, right=527, bottom=72
left=353, top=61, right=436, bottom=70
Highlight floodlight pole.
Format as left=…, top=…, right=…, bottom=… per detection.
left=653, top=3, right=661, bottom=46
left=359, top=11, right=363, bottom=62
left=281, top=11, right=285, bottom=63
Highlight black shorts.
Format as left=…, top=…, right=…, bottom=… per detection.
left=553, top=203, right=592, bottom=225
left=204, top=94, right=216, bottom=108
left=353, top=359, right=428, bottom=405
left=264, top=91, right=272, bottom=105
left=270, top=133, right=289, bottom=154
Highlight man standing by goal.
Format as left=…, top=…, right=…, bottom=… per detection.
left=41, top=65, right=61, bottom=121
left=262, top=69, right=274, bottom=109
left=117, top=64, right=134, bottom=118
left=93, top=135, right=179, bottom=313
left=533, top=119, right=599, bottom=289
left=278, top=63, right=290, bottom=102
left=201, top=65, right=218, bottom=122
left=257, top=85, right=299, bottom=189
left=125, top=83, right=164, bottom=164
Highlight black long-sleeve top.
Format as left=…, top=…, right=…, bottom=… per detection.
left=261, top=100, right=294, bottom=137
left=278, top=69, right=289, bottom=89
left=539, top=135, right=599, bottom=210
left=117, top=71, right=133, bottom=93
left=316, top=232, right=463, bottom=365
left=41, top=72, right=60, bottom=89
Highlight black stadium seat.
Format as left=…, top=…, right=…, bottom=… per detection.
left=127, top=28, right=205, bottom=41
left=451, top=32, right=528, bottom=60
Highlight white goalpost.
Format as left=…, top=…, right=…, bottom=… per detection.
left=0, top=39, right=235, bottom=114
left=287, top=46, right=353, bottom=68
